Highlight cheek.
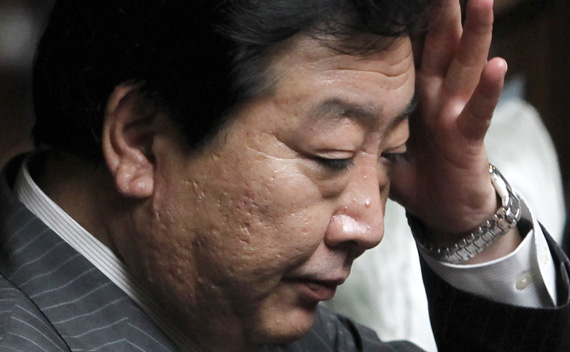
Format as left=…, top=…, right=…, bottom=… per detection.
left=198, top=157, right=332, bottom=276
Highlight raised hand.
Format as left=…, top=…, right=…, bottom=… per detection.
left=390, top=0, right=519, bottom=258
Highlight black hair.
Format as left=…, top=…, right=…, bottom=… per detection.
left=32, top=0, right=427, bottom=161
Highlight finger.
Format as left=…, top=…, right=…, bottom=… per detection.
left=457, top=57, right=507, bottom=140
left=421, top=0, right=463, bottom=77
left=444, top=0, right=494, bottom=96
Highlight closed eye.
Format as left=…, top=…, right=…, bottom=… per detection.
left=381, top=152, right=407, bottom=163
left=381, top=144, right=408, bottom=163
left=314, top=157, right=354, bottom=172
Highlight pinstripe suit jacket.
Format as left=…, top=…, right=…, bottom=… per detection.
left=1, top=157, right=569, bottom=351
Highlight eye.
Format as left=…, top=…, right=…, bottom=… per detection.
left=381, top=152, right=406, bottom=163
left=381, top=146, right=407, bottom=163
left=314, top=157, right=354, bottom=172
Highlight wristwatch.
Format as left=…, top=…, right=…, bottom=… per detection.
left=408, top=164, right=522, bottom=264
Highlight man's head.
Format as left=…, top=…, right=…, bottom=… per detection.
left=32, top=1, right=425, bottom=350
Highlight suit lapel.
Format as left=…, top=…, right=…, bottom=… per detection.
left=0, top=166, right=180, bottom=351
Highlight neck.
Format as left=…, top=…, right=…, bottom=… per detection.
left=30, top=152, right=121, bottom=253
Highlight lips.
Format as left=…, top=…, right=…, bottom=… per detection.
left=283, top=277, right=346, bottom=301
left=300, top=280, right=337, bottom=300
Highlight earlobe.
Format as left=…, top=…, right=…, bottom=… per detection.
left=102, top=84, right=158, bottom=199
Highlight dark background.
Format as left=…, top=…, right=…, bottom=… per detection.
left=491, top=0, right=570, bottom=208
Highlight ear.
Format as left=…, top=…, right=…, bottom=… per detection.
left=102, top=84, right=161, bottom=199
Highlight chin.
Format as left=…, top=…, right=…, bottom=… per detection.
left=250, top=304, right=318, bottom=346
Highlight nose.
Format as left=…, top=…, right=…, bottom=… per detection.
left=324, top=162, right=386, bottom=255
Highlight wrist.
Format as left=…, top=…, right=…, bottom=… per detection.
left=408, top=165, right=523, bottom=264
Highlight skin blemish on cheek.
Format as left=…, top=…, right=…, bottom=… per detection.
left=192, top=180, right=206, bottom=200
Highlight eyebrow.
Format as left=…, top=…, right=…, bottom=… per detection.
left=390, top=92, right=418, bottom=131
left=311, top=93, right=418, bottom=131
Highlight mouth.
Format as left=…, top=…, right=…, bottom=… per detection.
left=282, top=277, right=346, bottom=302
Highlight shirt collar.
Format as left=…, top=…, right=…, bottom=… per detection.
left=14, top=156, right=196, bottom=351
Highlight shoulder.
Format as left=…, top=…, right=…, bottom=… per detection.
left=0, top=273, right=69, bottom=351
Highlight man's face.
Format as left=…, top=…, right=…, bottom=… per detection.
left=124, top=34, right=415, bottom=348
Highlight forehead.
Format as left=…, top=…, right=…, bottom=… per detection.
left=258, top=34, right=416, bottom=131
left=272, top=34, right=413, bottom=69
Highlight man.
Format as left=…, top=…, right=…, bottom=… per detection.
left=0, top=0, right=568, bottom=351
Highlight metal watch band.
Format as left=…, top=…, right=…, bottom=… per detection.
left=408, top=164, right=522, bottom=264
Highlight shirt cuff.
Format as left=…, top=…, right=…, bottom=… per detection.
left=418, top=191, right=558, bottom=308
